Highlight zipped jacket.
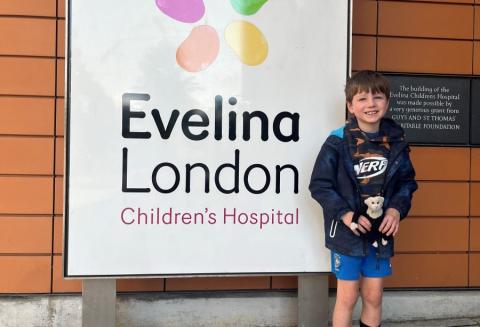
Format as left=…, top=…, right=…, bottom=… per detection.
left=309, top=118, right=418, bottom=258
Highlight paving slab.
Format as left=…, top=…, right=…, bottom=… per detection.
left=383, top=317, right=480, bottom=327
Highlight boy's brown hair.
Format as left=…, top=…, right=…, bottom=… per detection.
left=345, top=70, right=390, bottom=103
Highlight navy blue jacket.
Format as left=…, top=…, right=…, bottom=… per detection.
left=309, top=118, right=418, bottom=258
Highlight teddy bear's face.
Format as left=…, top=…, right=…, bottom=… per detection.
left=364, top=196, right=384, bottom=211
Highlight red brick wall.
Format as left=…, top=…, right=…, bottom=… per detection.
left=353, top=0, right=480, bottom=288
left=0, top=0, right=478, bottom=294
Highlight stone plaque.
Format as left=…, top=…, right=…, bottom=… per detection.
left=470, top=79, right=480, bottom=145
left=386, top=75, right=470, bottom=145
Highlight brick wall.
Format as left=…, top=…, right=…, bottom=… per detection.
left=0, top=0, right=478, bottom=294
left=353, top=0, right=480, bottom=288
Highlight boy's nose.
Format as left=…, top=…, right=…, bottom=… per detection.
left=366, top=96, right=375, bottom=107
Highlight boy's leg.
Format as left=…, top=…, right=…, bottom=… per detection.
left=360, top=277, right=384, bottom=327
left=358, top=245, right=391, bottom=326
left=333, top=279, right=360, bottom=327
left=331, top=252, right=362, bottom=327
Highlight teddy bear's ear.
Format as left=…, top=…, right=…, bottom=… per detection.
left=364, top=198, right=370, bottom=205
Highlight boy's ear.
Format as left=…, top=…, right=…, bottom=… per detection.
left=346, top=101, right=354, bottom=114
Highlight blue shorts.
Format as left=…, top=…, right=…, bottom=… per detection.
left=331, top=246, right=392, bottom=280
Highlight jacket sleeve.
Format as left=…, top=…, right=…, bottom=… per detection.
left=387, top=149, right=418, bottom=220
left=309, top=138, right=353, bottom=222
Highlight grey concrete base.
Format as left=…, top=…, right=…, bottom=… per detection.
left=298, top=275, right=329, bottom=327
left=0, top=295, right=81, bottom=327
left=118, top=292, right=297, bottom=327
left=380, top=291, right=480, bottom=322
left=0, top=290, right=480, bottom=327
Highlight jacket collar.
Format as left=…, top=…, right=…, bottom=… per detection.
left=344, top=116, right=405, bottom=143
left=342, top=116, right=409, bottom=187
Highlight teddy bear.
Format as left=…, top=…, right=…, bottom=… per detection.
left=349, top=196, right=391, bottom=248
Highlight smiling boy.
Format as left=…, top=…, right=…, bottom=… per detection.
left=309, top=70, right=417, bottom=327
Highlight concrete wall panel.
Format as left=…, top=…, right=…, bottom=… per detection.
left=352, top=35, right=376, bottom=71
left=52, top=255, right=82, bottom=293
left=0, top=58, right=55, bottom=96
left=55, top=177, right=63, bottom=215
left=472, top=149, right=480, bottom=181
left=410, top=182, right=469, bottom=216
left=58, top=0, right=65, bottom=18
left=56, top=98, right=65, bottom=136
left=0, top=176, right=53, bottom=214
left=0, top=97, right=54, bottom=136
left=57, top=59, right=65, bottom=97
left=0, top=217, right=52, bottom=254
left=0, top=137, right=54, bottom=174
left=410, top=147, right=470, bottom=181
left=53, top=216, right=63, bottom=254
left=378, top=37, right=472, bottom=74
left=471, top=218, right=480, bottom=251
left=0, top=17, right=56, bottom=56
left=353, top=0, right=377, bottom=35
left=379, top=2, right=473, bottom=39
left=55, top=137, right=64, bottom=176
left=0, top=256, right=51, bottom=293
left=471, top=183, right=480, bottom=216
left=396, top=218, right=469, bottom=252
left=0, top=0, right=56, bottom=17
left=57, top=20, right=65, bottom=58
left=387, top=254, right=468, bottom=287
left=470, top=253, right=480, bottom=286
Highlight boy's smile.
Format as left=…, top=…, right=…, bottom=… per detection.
left=347, top=90, right=389, bottom=133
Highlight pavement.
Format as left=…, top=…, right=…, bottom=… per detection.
left=381, top=317, right=480, bottom=327
left=327, top=317, right=480, bottom=327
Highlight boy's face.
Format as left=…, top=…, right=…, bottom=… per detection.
left=347, top=90, right=389, bottom=132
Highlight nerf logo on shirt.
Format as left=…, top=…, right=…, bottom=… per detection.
left=354, top=157, right=388, bottom=179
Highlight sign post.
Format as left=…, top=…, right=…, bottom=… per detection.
left=82, top=280, right=116, bottom=327
left=298, top=275, right=329, bottom=326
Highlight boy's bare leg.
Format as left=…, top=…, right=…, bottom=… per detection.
left=333, top=279, right=359, bottom=327
left=360, top=277, right=384, bottom=327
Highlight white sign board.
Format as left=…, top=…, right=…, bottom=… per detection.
left=65, top=0, right=351, bottom=277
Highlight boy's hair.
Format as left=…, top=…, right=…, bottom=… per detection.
left=345, top=70, right=390, bottom=103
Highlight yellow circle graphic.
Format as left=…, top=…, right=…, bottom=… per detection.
left=225, top=20, right=268, bottom=66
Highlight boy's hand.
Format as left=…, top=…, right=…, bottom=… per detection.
left=380, top=208, right=401, bottom=236
left=341, top=211, right=371, bottom=236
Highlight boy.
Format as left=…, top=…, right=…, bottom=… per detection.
left=309, top=70, right=417, bottom=327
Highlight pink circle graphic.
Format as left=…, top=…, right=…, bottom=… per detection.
left=176, top=25, right=220, bottom=72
